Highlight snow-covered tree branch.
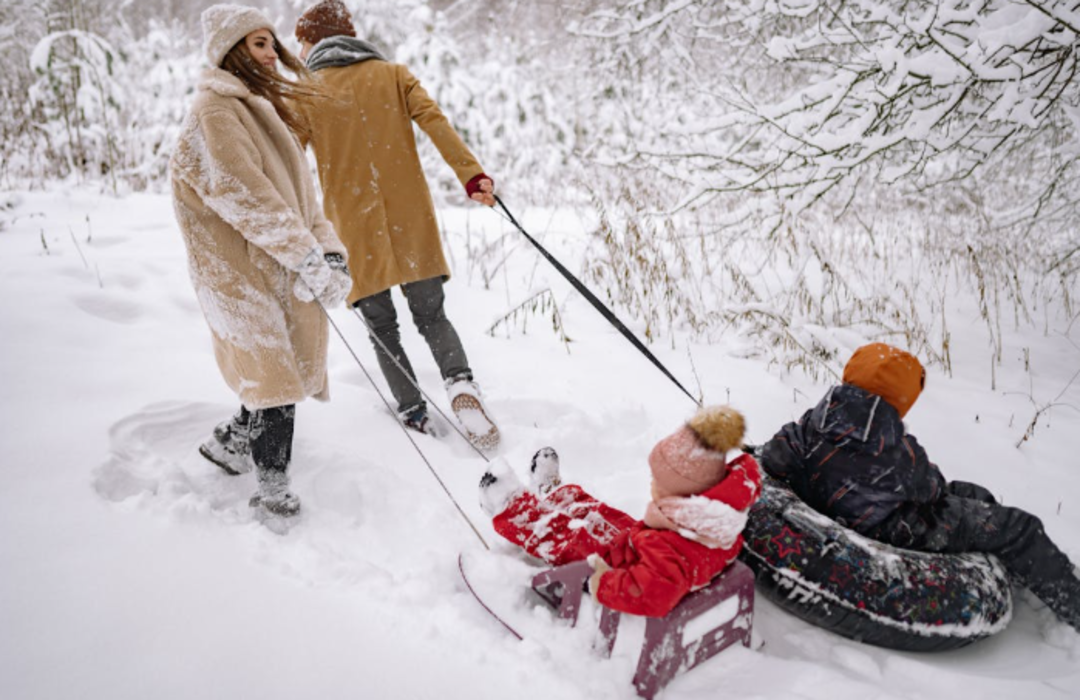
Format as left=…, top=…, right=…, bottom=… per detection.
left=578, top=0, right=1079, bottom=241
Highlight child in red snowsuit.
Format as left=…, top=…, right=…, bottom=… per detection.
left=479, top=406, right=762, bottom=618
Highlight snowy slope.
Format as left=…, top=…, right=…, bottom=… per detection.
left=0, top=189, right=1078, bottom=700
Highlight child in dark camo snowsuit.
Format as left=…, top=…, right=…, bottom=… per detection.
left=760, top=343, right=1080, bottom=630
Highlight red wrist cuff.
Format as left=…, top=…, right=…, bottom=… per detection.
left=465, top=173, right=492, bottom=197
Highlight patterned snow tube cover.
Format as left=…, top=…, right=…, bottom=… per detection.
left=739, top=477, right=1012, bottom=651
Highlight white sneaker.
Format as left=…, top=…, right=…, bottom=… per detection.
left=447, top=377, right=500, bottom=451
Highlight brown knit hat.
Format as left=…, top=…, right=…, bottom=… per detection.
left=843, top=343, right=925, bottom=418
left=295, top=0, right=357, bottom=45
left=648, top=406, right=746, bottom=497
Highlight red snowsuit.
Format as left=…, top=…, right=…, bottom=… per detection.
left=492, top=484, right=636, bottom=566
left=594, top=453, right=762, bottom=617
left=492, top=454, right=762, bottom=618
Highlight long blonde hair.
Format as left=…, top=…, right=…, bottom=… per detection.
left=220, top=32, right=319, bottom=142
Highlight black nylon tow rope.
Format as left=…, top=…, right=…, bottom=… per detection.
left=494, top=195, right=701, bottom=408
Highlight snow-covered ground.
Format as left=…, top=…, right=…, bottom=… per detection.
left=1, top=188, right=1078, bottom=699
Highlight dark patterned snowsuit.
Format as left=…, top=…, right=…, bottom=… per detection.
left=761, top=383, right=1080, bottom=629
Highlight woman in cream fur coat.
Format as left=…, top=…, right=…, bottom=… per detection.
left=170, top=4, right=351, bottom=519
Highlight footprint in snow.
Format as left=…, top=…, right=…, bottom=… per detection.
left=93, top=401, right=464, bottom=595
left=92, top=401, right=381, bottom=530
left=71, top=291, right=144, bottom=324
left=85, top=234, right=130, bottom=249
left=92, top=401, right=250, bottom=518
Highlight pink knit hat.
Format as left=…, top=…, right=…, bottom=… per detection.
left=648, top=405, right=746, bottom=497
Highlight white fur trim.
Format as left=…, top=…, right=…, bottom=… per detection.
left=658, top=496, right=748, bottom=550
left=198, top=67, right=251, bottom=98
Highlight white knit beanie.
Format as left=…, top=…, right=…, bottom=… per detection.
left=201, top=4, right=275, bottom=68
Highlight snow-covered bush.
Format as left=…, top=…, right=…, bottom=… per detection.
left=3, top=0, right=208, bottom=190
left=111, top=21, right=201, bottom=191
left=2, top=0, right=1076, bottom=386
left=575, top=0, right=1080, bottom=231
left=29, top=29, right=126, bottom=190
left=571, top=0, right=1079, bottom=379
left=1, top=2, right=53, bottom=188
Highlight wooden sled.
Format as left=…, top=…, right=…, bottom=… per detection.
left=532, top=559, right=755, bottom=699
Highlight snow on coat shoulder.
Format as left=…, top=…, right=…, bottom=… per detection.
left=656, top=495, right=749, bottom=550
left=169, top=67, right=346, bottom=410
left=649, top=452, right=762, bottom=549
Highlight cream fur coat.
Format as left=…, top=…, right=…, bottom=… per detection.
left=170, top=68, right=346, bottom=409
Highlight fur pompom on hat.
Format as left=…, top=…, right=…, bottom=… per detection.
left=843, top=343, right=925, bottom=418
left=648, top=405, right=746, bottom=497
left=201, top=4, right=275, bottom=68
left=295, top=0, right=357, bottom=45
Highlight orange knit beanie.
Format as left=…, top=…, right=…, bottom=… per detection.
left=842, top=343, right=925, bottom=418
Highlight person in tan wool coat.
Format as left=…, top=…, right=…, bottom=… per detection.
left=294, top=0, right=499, bottom=449
left=170, top=3, right=352, bottom=519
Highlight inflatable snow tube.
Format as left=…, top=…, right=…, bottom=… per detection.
left=739, top=477, right=1013, bottom=651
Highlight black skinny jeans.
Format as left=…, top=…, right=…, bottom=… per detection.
left=354, top=277, right=471, bottom=414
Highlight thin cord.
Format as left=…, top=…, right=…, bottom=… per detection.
left=309, top=287, right=490, bottom=550
left=347, top=306, right=492, bottom=463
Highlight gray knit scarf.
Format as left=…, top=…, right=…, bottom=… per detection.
left=306, top=35, right=387, bottom=72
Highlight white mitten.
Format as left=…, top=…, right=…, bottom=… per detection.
left=318, top=253, right=352, bottom=308
left=293, top=247, right=331, bottom=303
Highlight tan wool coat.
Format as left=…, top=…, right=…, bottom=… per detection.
left=301, top=61, right=485, bottom=303
left=170, top=67, right=347, bottom=410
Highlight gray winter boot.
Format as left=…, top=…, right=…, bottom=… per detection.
left=249, top=468, right=301, bottom=518
left=198, top=410, right=252, bottom=475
